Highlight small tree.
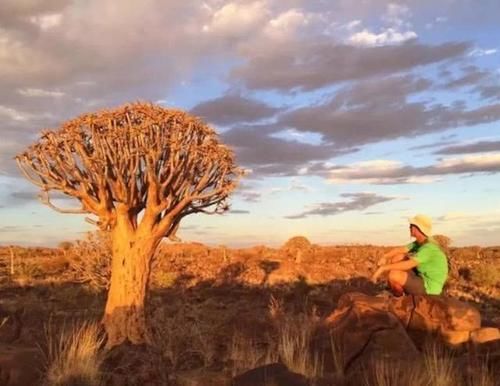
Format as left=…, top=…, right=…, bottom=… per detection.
left=16, top=103, right=241, bottom=347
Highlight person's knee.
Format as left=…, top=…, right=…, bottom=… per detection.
left=388, top=270, right=406, bottom=285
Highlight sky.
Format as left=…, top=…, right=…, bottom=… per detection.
left=0, top=0, right=499, bottom=248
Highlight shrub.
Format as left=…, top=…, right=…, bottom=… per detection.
left=471, top=264, right=500, bottom=287
left=66, top=232, right=111, bottom=291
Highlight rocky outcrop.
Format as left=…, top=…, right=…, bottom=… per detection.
left=322, top=292, right=499, bottom=370
left=232, top=363, right=309, bottom=386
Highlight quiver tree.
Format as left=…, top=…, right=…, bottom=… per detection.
left=16, top=103, right=242, bottom=347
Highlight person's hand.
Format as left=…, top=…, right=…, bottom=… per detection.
left=371, top=267, right=385, bottom=283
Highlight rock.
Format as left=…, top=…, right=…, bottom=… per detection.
left=440, top=329, right=470, bottom=346
left=332, top=293, right=483, bottom=335
left=175, top=370, right=230, bottom=386
left=0, top=345, right=42, bottom=386
left=408, top=295, right=481, bottom=332
left=324, top=294, right=418, bottom=371
left=352, top=322, right=419, bottom=370
left=324, top=292, right=483, bottom=360
left=232, top=363, right=309, bottom=386
left=470, top=327, right=500, bottom=344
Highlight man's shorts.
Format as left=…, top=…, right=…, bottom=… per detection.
left=403, top=270, right=426, bottom=295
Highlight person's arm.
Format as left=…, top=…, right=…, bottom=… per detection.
left=372, top=258, right=419, bottom=282
left=377, top=246, right=410, bottom=266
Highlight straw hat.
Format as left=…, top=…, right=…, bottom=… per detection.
left=409, top=214, right=432, bottom=236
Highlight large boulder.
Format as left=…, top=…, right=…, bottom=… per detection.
left=232, top=363, right=309, bottom=386
left=470, top=327, right=500, bottom=344
left=324, top=292, right=483, bottom=350
left=323, top=293, right=419, bottom=371
left=408, top=295, right=481, bottom=333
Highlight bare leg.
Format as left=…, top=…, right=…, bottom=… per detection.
left=388, top=270, right=407, bottom=296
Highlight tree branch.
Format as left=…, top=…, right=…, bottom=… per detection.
left=39, top=191, right=88, bottom=214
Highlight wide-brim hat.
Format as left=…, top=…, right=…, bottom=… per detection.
left=409, top=214, right=432, bottom=236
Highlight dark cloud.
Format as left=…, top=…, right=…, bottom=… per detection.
left=476, top=85, right=500, bottom=101
left=409, top=140, right=458, bottom=151
left=3, top=188, right=76, bottom=208
left=434, top=140, right=500, bottom=155
left=332, top=75, right=432, bottom=108
left=190, top=94, right=280, bottom=126
left=229, top=209, right=250, bottom=214
left=0, top=225, right=21, bottom=233
left=286, top=192, right=396, bottom=219
left=222, top=124, right=350, bottom=176
left=235, top=191, right=262, bottom=203
left=442, top=68, right=489, bottom=89
left=280, top=72, right=500, bottom=147
left=233, top=40, right=469, bottom=91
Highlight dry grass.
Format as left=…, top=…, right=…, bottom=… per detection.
left=467, top=361, right=496, bottom=386
left=42, top=320, right=105, bottom=386
left=150, top=303, right=219, bottom=371
left=363, top=359, right=422, bottom=386
left=471, top=264, right=500, bottom=287
left=422, top=341, right=458, bottom=386
left=269, top=296, right=324, bottom=379
left=362, top=341, right=496, bottom=386
left=229, top=330, right=278, bottom=377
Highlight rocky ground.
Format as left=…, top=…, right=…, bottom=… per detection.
left=0, top=237, right=499, bottom=385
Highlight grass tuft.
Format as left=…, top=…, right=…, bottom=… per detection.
left=42, top=320, right=105, bottom=386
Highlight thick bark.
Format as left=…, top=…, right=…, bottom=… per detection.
left=103, top=225, right=159, bottom=348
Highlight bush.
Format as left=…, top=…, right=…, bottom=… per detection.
left=471, top=264, right=500, bottom=287
left=67, top=231, right=111, bottom=291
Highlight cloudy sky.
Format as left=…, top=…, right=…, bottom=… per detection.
left=1, top=0, right=499, bottom=247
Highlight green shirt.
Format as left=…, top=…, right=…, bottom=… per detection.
left=407, top=240, right=448, bottom=295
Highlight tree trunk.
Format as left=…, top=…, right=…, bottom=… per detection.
left=103, top=227, right=159, bottom=348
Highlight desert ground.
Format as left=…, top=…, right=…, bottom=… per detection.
left=0, top=234, right=499, bottom=386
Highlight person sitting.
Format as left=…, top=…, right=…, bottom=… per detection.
left=371, top=214, right=448, bottom=296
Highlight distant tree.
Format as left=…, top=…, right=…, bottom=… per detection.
left=16, top=103, right=241, bottom=347
left=57, top=241, right=73, bottom=252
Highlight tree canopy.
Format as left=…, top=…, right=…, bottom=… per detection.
left=16, top=103, right=242, bottom=239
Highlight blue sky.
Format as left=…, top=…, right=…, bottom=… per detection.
left=0, top=0, right=499, bottom=247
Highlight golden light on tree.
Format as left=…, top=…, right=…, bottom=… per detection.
left=16, top=102, right=242, bottom=347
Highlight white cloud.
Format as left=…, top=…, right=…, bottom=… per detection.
left=18, top=88, right=65, bottom=98
left=0, top=105, right=31, bottom=121
left=347, top=3, right=415, bottom=47
left=328, top=159, right=404, bottom=184
left=202, top=1, right=268, bottom=37
left=437, top=153, right=500, bottom=169
left=383, top=3, right=411, bottom=27
left=264, top=9, right=309, bottom=39
left=29, top=13, right=63, bottom=30
left=327, top=154, right=500, bottom=185
left=344, top=19, right=361, bottom=30
left=469, top=48, right=498, bottom=57
left=349, top=28, right=417, bottom=46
